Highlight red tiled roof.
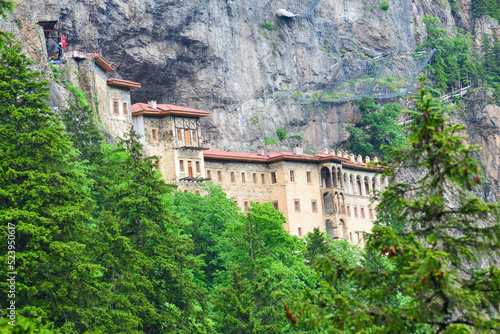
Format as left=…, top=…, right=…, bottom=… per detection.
left=131, top=102, right=210, bottom=118
left=203, top=149, right=382, bottom=171
left=107, top=78, right=141, bottom=89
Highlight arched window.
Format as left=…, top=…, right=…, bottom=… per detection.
left=337, top=168, right=342, bottom=187
left=343, top=173, right=348, bottom=192
left=325, top=220, right=334, bottom=237
left=323, top=192, right=334, bottom=214
left=334, top=192, right=339, bottom=213
left=332, top=168, right=337, bottom=188
left=356, top=176, right=362, bottom=195
left=349, top=175, right=355, bottom=194
left=364, top=176, right=370, bottom=195
left=372, top=178, right=377, bottom=191
left=340, top=193, right=346, bottom=213
left=321, top=167, right=332, bottom=189
left=338, top=219, right=345, bottom=239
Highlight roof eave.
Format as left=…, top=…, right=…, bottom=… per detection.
left=107, top=79, right=142, bottom=89
left=131, top=110, right=210, bottom=118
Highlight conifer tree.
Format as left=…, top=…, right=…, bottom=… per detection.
left=0, top=35, right=98, bottom=331
left=93, top=132, right=210, bottom=333
left=289, top=80, right=500, bottom=333
left=304, top=227, right=331, bottom=264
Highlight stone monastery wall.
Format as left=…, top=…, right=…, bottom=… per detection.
left=72, top=52, right=384, bottom=244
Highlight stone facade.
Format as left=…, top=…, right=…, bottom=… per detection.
left=131, top=102, right=385, bottom=244
left=62, top=52, right=140, bottom=139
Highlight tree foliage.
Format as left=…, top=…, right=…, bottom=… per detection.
left=289, top=81, right=500, bottom=333
left=346, top=98, right=406, bottom=159
left=0, top=35, right=97, bottom=332
left=472, top=0, right=500, bottom=22
left=418, top=17, right=480, bottom=91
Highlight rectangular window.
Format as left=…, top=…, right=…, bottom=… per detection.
left=151, top=128, right=158, bottom=142
left=244, top=201, right=249, bottom=212
left=253, top=173, right=257, bottom=184
left=354, top=207, right=358, bottom=218
left=306, top=171, right=311, bottom=184
left=184, top=129, right=190, bottom=147
left=272, top=201, right=279, bottom=211
left=241, top=172, right=246, bottom=183
left=231, top=172, right=235, bottom=183
left=369, top=209, right=374, bottom=220
left=311, top=200, right=318, bottom=212
left=347, top=205, right=351, bottom=217
left=191, top=130, right=198, bottom=143
left=294, top=200, right=300, bottom=212
left=187, top=161, right=193, bottom=177
left=177, top=129, right=183, bottom=141
left=113, top=101, right=119, bottom=114
left=289, top=170, right=295, bottom=182
left=271, top=172, right=277, bottom=184
left=123, top=102, right=128, bottom=115
left=350, top=232, right=353, bottom=241
left=361, top=208, right=365, bottom=219
left=196, top=161, right=200, bottom=173
left=261, top=173, right=265, bottom=185
left=217, top=171, right=222, bottom=182
left=156, top=160, right=161, bottom=172
left=298, top=227, right=302, bottom=237
left=179, top=160, right=184, bottom=172
left=234, top=200, right=238, bottom=207
left=207, top=170, right=212, bottom=180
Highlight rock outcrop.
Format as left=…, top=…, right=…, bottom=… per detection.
left=3, top=0, right=500, bottom=197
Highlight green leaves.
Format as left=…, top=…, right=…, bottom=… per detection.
left=346, top=97, right=406, bottom=159
left=419, top=17, right=480, bottom=91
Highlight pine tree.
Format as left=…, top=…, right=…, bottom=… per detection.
left=289, top=80, right=500, bottom=333
left=93, top=132, right=210, bottom=333
left=304, top=227, right=331, bottom=264
left=0, top=35, right=99, bottom=331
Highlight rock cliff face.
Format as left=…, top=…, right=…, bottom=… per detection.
left=4, top=0, right=500, bottom=197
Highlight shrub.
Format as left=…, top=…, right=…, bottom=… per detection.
left=379, top=0, right=390, bottom=11
left=259, top=23, right=278, bottom=30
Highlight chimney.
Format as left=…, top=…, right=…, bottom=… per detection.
left=349, top=153, right=355, bottom=162
left=148, top=100, right=157, bottom=109
left=365, top=156, right=371, bottom=163
left=324, top=148, right=329, bottom=154
left=292, top=144, right=303, bottom=155
left=257, top=146, right=265, bottom=155
left=357, top=155, right=363, bottom=163
left=373, top=156, right=379, bottom=163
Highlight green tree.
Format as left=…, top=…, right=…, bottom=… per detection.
left=93, top=133, right=210, bottom=333
left=0, top=1, right=14, bottom=47
left=346, top=98, right=406, bottom=159
left=481, top=34, right=500, bottom=104
left=304, top=227, right=331, bottom=264
left=289, top=81, right=500, bottom=333
left=0, top=317, right=56, bottom=334
left=0, top=35, right=99, bottom=332
left=418, top=17, right=480, bottom=91
left=472, top=0, right=500, bottom=22
left=207, top=200, right=317, bottom=333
